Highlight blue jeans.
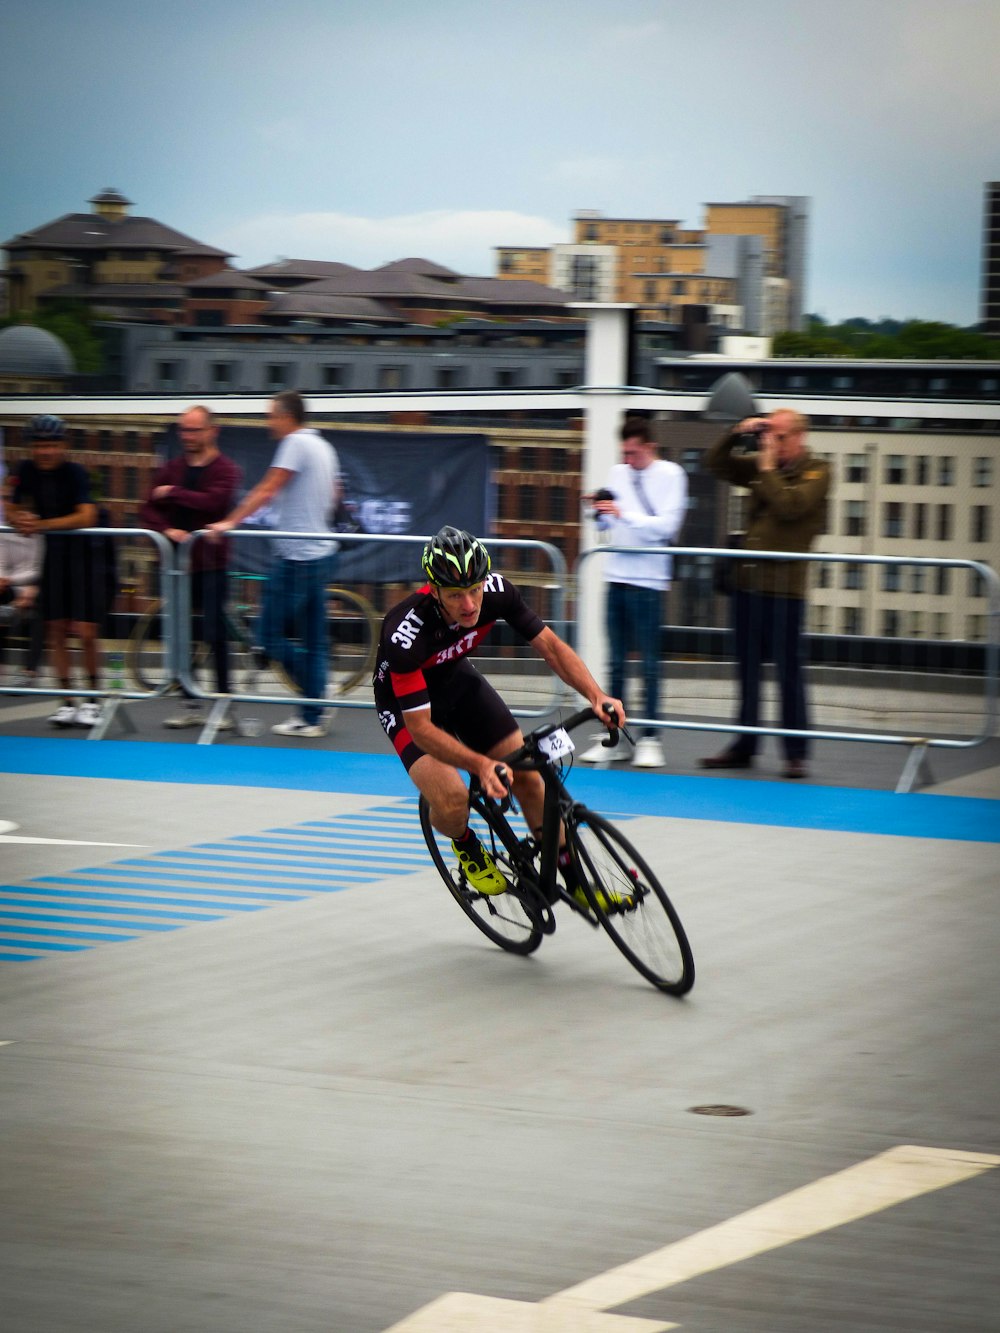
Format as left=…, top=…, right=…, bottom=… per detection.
left=606, top=582, right=662, bottom=733
left=260, top=555, right=331, bottom=725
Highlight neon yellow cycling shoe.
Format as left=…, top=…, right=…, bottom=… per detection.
left=452, top=838, right=508, bottom=895
left=570, top=884, right=630, bottom=914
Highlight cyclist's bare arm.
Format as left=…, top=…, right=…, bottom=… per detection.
left=405, top=708, right=511, bottom=800
left=529, top=627, right=626, bottom=730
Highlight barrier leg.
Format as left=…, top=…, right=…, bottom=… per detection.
left=895, top=741, right=935, bottom=794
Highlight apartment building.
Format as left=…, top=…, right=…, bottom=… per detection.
left=982, top=181, right=1000, bottom=336
left=495, top=198, right=808, bottom=333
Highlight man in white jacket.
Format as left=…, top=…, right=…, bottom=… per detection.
left=580, top=416, right=688, bottom=768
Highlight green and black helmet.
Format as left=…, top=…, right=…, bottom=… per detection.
left=421, top=526, right=491, bottom=588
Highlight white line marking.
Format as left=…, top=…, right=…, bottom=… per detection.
left=383, top=1145, right=1000, bottom=1331
left=0, top=835, right=145, bottom=847
left=0, top=821, right=18, bottom=834
left=382, top=1293, right=673, bottom=1331
left=542, top=1144, right=1000, bottom=1315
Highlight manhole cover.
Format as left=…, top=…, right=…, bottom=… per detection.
left=689, top=1104, right=752, bottom=1117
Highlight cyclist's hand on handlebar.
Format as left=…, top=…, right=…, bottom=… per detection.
left=477, top=757, right=512, bottom=802
left=594, top=696, right=627, bottom=731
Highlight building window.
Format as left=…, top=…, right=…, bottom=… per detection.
left=931, top=612, right=948, bottom=639
left=211, top=362, right=232, bottom=388
left=973, top=456, right=993, bottom=486
left=884, top=455, right=906, bottom=485
left=672, top=279, right=686, bottom=295
left=832, top=374, right=854, bottom=389
left=911, top=565, right=925, bottom=593
left=377, top=365, right=405, bottom=391
left=814, top=563, right=830, bottom=589
left=843, top=562, right=865, bottom=590
left=496, top=368, right=520, bottom=388
left=125, top=467, right=139, bottom=501
left=844, top=500, right=866, bottom=536
left=967, top=615, right=987, bottom=642
left=157, top=361, right=178, bottom=389
left=936, top=505, right=952, bottom=541
left=842, top=607, right=863, bottom=635
left=266, top=363, right=289, bottom=389
left=519, top=484, right=537, bottom=520
left=845, top=453, right=867, bottom=483
left=929, top=376, right=949, bottom=392
left=554, top=369, right=576, bottom=387
left=882, top=502, right=905, bottom=538
left=935, top=567, right=950, bottom=596
left=912, top=504, right=927, bottom=540
left=549, top=487, right=568, bottom=522
left=788, top=374, right=808, bottom=389
left=882, top=609, right=901, bottom=638
left=435, top=365, right=462, bottom=389
left=882, top=565, right=902, bottom=592
left=969, top=569, right=986, bottom=598
left=915, top=456, right=930, bottom=485
left=124, top=430, right=140, bottom=453
left=811, top=606, right=828, bottom=633
left=323, top=365, right=348, bottom=388
left=971, top=505, right=991, bottom=543
left=937, top=456, right=954, bottom=486
left=520, top=447, right=537, bottom=470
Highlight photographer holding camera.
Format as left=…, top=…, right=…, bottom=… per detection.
left=701, top=409, right=830, bottom=779
left=580, top=415, right=688, bottom=768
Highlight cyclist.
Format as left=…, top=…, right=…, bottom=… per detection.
left=373, top=526, right=626, bottom=901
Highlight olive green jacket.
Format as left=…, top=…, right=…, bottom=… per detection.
left=705, top=428, right=831, bottom=598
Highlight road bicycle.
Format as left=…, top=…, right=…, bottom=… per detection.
left=419, top=706, right=695, bottom=995
left=126, top=572, right=378, bottom=696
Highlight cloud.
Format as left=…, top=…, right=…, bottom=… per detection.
left=216, top=208, right=566, bottom=272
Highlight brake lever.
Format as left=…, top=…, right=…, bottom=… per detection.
left=600, top=702, right=635, bottom=749
left=494, top=764, right=515, bottom=813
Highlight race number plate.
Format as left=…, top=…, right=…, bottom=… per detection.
left=538, top=727, right=575, bottom=763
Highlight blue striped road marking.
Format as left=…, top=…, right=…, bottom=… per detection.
left=1, top=799, right=429, bottom=964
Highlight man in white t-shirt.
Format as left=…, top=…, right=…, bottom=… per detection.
left=580, top=415, right=688, bottom=768
left=209, top=391, right=338, bottom=737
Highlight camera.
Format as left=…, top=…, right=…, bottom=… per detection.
left=735, top=418, right=770, bottom=451
left=590, top=487, right=616, bottom=503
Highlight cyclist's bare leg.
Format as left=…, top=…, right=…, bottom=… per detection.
left=410, top=754, right=474, bottom=841
left=486, top=730, right=550, bottom=843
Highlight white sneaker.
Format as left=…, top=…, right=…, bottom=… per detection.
left=578, top=733, right=632, bottom=763
left=632, top=736, right=666, bottom=768
left=49, top=701, right=78, bottom=727
left=74, top=700, right=103, bottom=728
left=164, top=706, right=207, bottom=729
left=271, top=717, right=326, bottom=738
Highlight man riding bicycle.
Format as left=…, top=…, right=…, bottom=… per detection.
left=373, top=527, right=626, bottom=900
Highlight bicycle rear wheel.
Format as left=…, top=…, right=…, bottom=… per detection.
left=568, top=809, right=694, bottom=995
left=418, top=795, right=543, bottom=955
left=126, top=606, right=171, bottom=690
left=327, top=586, right=377, bottom=696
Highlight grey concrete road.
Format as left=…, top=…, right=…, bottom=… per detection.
left=1, top=739, right=998, bottom=1332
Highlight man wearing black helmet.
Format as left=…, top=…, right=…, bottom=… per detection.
left=373, top=527, right=625, bottom=898
left=9, top=415, right=105, bottom=727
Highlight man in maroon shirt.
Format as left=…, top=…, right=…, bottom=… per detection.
left=141, top=405, right=241, bottom=727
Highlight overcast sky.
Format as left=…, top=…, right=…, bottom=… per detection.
left=2, top=0, right=998, bottom=325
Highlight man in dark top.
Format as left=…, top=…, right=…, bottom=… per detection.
left=9, top=414, right=103, bottom=727
left=374, top=526, right=624, bottom=898
left=141, top=404, right=241, bottom=728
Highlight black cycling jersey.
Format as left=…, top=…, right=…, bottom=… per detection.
left=373, top=572, right=545, bottom=713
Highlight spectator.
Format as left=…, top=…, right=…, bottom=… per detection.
left=207, top=390, right=338, bottom=738
left=141, top=404, right=241, bottom=729
left=579, top=416, right=688, bottom=768
left=0, top=476, right=44, bottom=685
left=8, top=415, right=105, bottom=727
left=701, top=410, right=830, bottom=779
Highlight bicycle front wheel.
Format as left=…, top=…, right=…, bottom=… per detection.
left=126, top=605, right=170, bottom=691
left=419, top=796, right=543, bottom=955
left=568, top=809, right=694, bottom=995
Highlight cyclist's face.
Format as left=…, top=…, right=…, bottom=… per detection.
left=436, top=583, right=485, bottom=628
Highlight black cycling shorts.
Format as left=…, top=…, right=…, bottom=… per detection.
left=377, top=661, right=518, bottom=773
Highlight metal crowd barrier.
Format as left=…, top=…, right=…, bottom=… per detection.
left=0, top=526, right=567, bottom=742
left=0, top=527, right=176, bottom=738
left=575, top=544, right=1000, bottom=791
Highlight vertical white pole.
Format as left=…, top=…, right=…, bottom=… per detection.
left=571, top=303, right=634, bottom=691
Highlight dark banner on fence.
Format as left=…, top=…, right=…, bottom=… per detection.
left=159, top=424, right=494, bottom=582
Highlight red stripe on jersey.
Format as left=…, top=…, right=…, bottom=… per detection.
left=393, top=724, right=413, bottom=758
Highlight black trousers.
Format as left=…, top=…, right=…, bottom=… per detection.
left=187, top=568, right=230, bottom=695
left=729, top=589, right=809, bottom=761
